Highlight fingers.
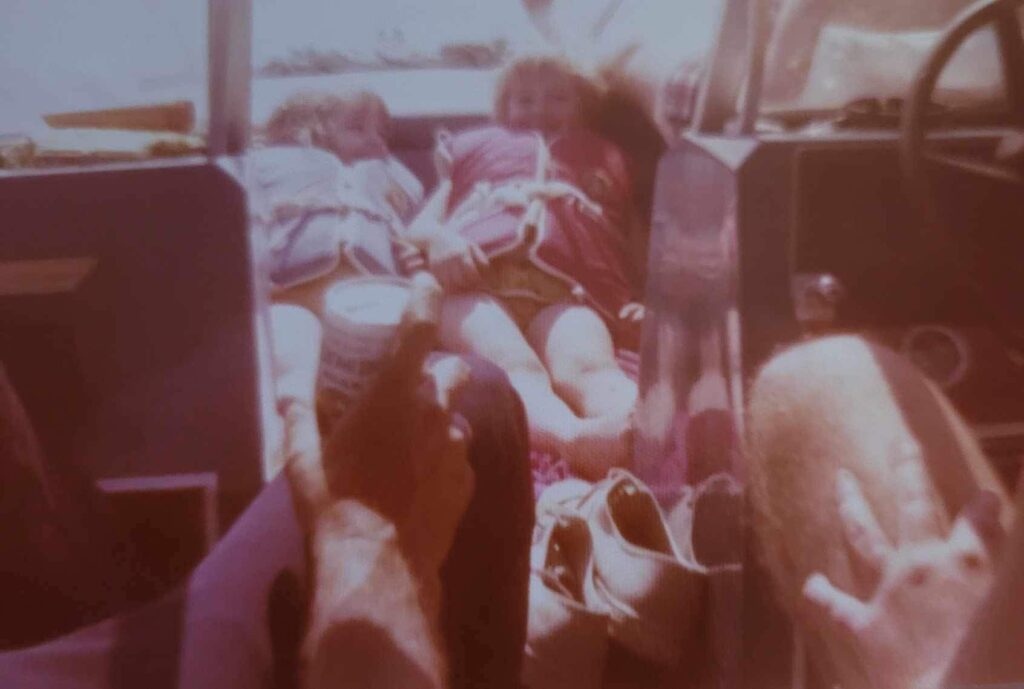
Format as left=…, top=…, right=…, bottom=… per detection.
left=803, top=572, right=871, bottom=636
left=837, top=468, right=893, bottom=573
left=893, top=440, right=944, bottom=544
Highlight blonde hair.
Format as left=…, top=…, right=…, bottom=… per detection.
left=263, top=90, right=390, bottom=148
left=493, top=54, right=603, bottom=128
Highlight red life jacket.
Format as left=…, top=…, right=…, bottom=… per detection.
left=441, top=125, right=636, bottom=322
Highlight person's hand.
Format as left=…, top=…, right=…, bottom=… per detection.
left=426, top=231, right=489, bottom=292
left=619, top=302, right=645, bottom=324
left=801, top=442, right=1002, bottom=689
left=285, top=272, right=475, bottom=573
left=395, top=240, right=427, bottom=274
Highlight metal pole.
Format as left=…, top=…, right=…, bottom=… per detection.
left=694, top=0, right=750, bottom=134
left=207, top=0, right=252, bottom=157
left=738, top=0, right=769, bottom=134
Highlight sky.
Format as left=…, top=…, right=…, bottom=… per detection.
left=0, top=0, right=547, bottom=131
left=1, top=0, right=208, bottom=130
left=0, top=0, right=718, bottom=133
left=251, top=0, right=546, bottom=63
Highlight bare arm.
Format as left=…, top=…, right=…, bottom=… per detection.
left=403, top=180, right=453, bottom=249
left=402, top=181, right=488, bottom=290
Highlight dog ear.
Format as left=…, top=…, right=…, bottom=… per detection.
left=950, top=489, right=1004, bottom=562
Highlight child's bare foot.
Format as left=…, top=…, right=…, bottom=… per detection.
left=565, top=409, right=635, bottom=479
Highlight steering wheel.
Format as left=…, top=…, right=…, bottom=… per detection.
left=902, top=0, right=1024, bottom=196
left=900, top=0, right=1024, bottom=349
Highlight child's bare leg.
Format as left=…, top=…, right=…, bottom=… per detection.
left=526, top=303, right=638, bottom=419
left=524, top=303, right=636, bottom=476
left=438, top=294, right=594, bottom=461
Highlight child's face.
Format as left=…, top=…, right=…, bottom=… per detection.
left=322, top=106, right=387, bottom=163
left=504, top=66, right=581, bottom=136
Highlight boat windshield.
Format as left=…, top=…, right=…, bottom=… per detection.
left=761, top=0, right=1019, bottom=116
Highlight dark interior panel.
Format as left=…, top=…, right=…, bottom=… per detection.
left=0, top=161, right=264, bottom=523
left=792, top=142, right=1024, bottom=326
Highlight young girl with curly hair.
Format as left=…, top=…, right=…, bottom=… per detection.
left=406, top=55, right=645, bottom=477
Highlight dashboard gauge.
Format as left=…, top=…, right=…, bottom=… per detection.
left=901, top=325, right=970, bottom=390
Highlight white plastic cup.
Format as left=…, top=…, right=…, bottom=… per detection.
left=316, top=276, right=412, bottom=428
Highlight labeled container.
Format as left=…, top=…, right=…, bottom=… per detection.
left=316, top=276, right=412, bottom=428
